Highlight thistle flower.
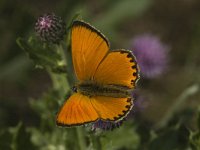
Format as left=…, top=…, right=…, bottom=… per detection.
left=131, top=34, right=169, bottom=78
left=132, top=90, right=148, bottom=112
left=92, top=119, right=124, bottom=131
left=35, top=13, right=66, bottom=43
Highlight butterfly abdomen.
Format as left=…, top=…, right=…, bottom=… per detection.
left=76, top=82, right=132, bottom=98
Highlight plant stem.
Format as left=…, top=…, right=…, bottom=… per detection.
left=93, top=135, right=102, bottom=150
left=48, top=69, right=70, bottom=96
left=76, top=127, right=87, bottom=150
left=52, top=39, right=87, bottom=150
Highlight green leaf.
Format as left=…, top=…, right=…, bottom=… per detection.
left=16, top=36, right=67, bottom=73
left=11, top=123, right=36, bottom=150
left=27, top=127, right=79, bottom=150
left=29, top=89, right=62, bottom=130
left=100, top=122, right=140, bottom=150
left=149, top=125, right=190, bottom=150
left=190, top=131, right=200, bottom=150
left=0, top=123, right=36, bottom=150
left=197, top=108, right=200, bottom=130
left=190, top=108, right=200, bottom=150
left=0, top=129, right=12, bottom=150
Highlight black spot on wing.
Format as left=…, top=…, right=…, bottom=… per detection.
left=132, top=65, right=137, bottom=69
left=114, top=117, right=118, bottom=120
left=133, top=72, right=137, bottom=76
left=127, top=98, right=132, bottom=102
left=118, top=50, right=140, bottom=87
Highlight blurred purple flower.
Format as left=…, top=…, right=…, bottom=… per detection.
left=132, top=90, right=149, bottom=112
left=35, top=13, right=66, bottom=43
left=131, top=34, right=169, bottom=78
left=125, top=90, right=149, bottom=119
left=92, top=119, right=125, bottom=131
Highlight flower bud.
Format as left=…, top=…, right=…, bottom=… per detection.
left=35, top=13, right=66, bottom=43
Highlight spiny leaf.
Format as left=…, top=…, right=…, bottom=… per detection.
left=16, top=36, right=67, bottom=73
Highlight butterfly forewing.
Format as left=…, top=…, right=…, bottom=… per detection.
left=94, top=50, right=139, bottom=88
left=71, top=21, right=109, bottom=81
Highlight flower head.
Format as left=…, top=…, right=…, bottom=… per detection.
left=131, top=34, right=169, bottom=78
left=35, top=13, right=66, bottom=43
left=132, top=90, right=149, bottom=112
left=92, top=119, right=124, bottom=131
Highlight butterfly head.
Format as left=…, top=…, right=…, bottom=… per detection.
left=72, top=85, right=78, bottom=93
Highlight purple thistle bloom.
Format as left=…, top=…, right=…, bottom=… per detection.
left=131, top=34, right=169, bottom=78
left=92, top=119, right=125, bottom=131
left=132, top=90, right=149, bottom=112
left=35, top=13, right=66, bottom=43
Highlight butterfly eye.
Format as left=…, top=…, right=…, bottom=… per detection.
left=72, top=86, right=77, bottom=93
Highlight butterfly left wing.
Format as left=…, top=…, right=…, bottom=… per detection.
left=94, top=50, right=139, bottom=89
left=56, top=93, right=99, bottom=126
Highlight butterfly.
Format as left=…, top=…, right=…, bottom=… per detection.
left=56, top=20, right=139, bottom=127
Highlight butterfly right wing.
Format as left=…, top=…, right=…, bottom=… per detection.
left=94, top=50, right=139, bottom=89
left=91, top=96, right=133, bottom=121
left=56, top=93, right=99, bottom=126
left=71, top=21, right=109, bottom=82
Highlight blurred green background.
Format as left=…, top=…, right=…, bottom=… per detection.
left=0, top=0, right=200, bottom=149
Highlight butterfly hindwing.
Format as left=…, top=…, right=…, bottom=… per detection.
left=91, top=96, right=133, bottom=121
left=94, top=50, right=139, bottom=88
left=56, top=93, right=99, bottom=126
left=56, top=93, right=133, bottom=126
left=71, top=21, right=109, bottom=81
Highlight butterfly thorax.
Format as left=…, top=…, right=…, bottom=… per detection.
left=75, top=81, right=132, bottom=98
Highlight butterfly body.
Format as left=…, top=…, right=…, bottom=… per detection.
left=56, top=20, right=139, bottom=127
left=75, top=81, right=132, bottom=98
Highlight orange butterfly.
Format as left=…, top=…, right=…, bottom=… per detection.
left=56, top=20, right=139, bottom=127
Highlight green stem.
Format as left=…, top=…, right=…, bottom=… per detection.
left=93, top=135, right=102, bottom=150
left=60, top=40, right=75, bottom=87
left=76, top=127, right=87, bottom=150
left=47, top=44, right=71, bottom=97
left=156, top=84, right=199, bottom=129
left=55, top=38, right=86, bottom=150
left=56, top=44, right=67, bottom=65
left=10, top=122, right=23, bottom=150
left=88, top=132, right=102, bottom=150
